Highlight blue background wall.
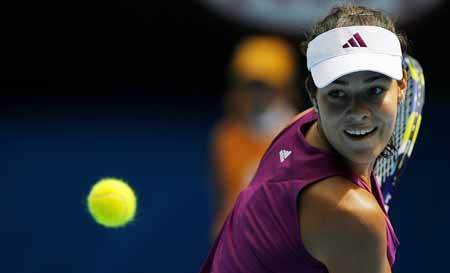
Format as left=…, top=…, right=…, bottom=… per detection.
left=1, top=96, right=219, bottom=273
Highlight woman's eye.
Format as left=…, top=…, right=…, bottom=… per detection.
left=328, top=90, right=345, bottom=98
left=368, top=87, right=386, bottom=96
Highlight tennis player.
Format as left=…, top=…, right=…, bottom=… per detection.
left=200, top=4, right=407, bottom=273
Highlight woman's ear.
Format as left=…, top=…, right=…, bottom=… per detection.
left=397, top=69, right=408, bottom=104
left=305, top=76, right=319, bottom=112
left=307, top=92, right=318, bottom=112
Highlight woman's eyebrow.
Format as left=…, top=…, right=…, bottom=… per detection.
left=332, top=79, right=349, bottom=86
left=331, top=75, right=389, bottom=86
left=363, top=75, right=389, bottom=83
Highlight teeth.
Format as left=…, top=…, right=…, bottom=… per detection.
left=345, top=127, right=376, bottom=136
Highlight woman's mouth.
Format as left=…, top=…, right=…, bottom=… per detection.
left=344, top=127, right=378, bottom=139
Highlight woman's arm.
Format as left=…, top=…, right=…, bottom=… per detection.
left=298, top=176, right=391, bottom=273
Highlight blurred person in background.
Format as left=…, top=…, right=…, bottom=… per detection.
left=209, top=36, right=301, bottom=238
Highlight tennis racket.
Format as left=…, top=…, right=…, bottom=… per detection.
left=374, top=54, right=425, bottom=211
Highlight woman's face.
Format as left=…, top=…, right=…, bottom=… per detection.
left=313, top=71, right=407, bottom=165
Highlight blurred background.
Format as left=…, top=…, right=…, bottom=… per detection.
left=1, top=0, right=449, bottom=272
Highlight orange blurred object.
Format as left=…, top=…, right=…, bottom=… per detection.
left=230, top=36, right=297, bottom=89
left=209, top=35, right=299, bottom=239
left=210, top=118, right=271, bottom=236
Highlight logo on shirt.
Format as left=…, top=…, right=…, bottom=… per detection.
left=342, top=32, right=367, bottom=48
left=279, top=149, right=292, bottom=163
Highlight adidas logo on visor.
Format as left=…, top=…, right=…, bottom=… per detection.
left=342, top=32, right=367, bottom=48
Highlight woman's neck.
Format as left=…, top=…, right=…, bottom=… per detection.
left=305, top=120, right=374, bottom=192
left=346, top=161, right=374, bottom=193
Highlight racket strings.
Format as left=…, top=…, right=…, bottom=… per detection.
left=375, top=58, right=416, bottom=185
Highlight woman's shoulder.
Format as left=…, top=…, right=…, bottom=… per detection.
left=299, top=176, right=380, bottom=211
left=288, top=108, right=315, bottom=125
left=297, top=176, right=387, bottom=263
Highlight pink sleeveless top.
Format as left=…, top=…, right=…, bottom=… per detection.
left=200, top=110, right=400, bottom=273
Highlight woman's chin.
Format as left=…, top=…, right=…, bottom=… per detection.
left=340, top=148, right=380, bottom=166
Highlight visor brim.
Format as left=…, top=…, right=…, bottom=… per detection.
left=311, top=53, right=403, bottom=88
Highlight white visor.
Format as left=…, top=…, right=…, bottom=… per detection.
left=307, top=26, right=403, bottom=88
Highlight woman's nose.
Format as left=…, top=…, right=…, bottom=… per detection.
left=346, top=97, right=371, bottom=123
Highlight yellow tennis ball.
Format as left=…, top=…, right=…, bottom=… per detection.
left=87, top=178, right=137, bottom=228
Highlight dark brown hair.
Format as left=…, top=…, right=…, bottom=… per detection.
left=300, top=4, right=408, bottom=158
